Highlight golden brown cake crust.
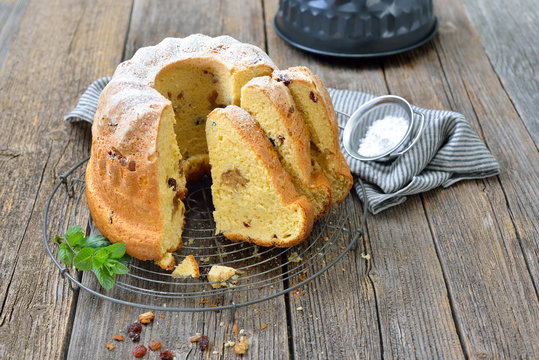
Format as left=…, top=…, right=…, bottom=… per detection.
left=86, top=35, right=277, bottom=268
left=241, top=76, right=332, bottom=219
left=86, top=85, right=169, bottom=263
left=274, top=66, right=353, bottom=203
left=208, top=106, right=314, bottom=247
left=172, top=255, right=200, bottom=277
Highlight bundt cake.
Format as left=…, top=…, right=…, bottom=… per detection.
left=273, top=67, right=353, bottom=203
left=86, top=35, right=352, bottom=270
left=206, top=105, right=314, bottom=247
left=86, top=35, right=276, bottom=269
left=240, top=76, right=331, bottom=220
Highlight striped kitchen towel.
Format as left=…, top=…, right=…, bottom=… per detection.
left=66, top=78, right=500, bottom=214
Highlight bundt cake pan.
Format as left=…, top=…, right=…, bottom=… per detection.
left=274, top=0, right=438, bottom=57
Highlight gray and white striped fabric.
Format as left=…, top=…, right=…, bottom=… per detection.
left=64, top=77, right=111, bottom=124
left=65, top=78, right=499, bottom=214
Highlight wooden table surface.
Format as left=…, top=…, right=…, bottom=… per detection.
left=1, top=0, right=538, bottom=359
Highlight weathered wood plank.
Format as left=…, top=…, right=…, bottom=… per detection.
left=66, top=1, right=290, bottom=359
left=264, top=1, right=466, bottom=359
left=67, top=250, right=290, bottom=360
left=461, top=0, right=539, bottom=149
left=381, top=0, right=539, bottom=357
left=0, top=0, right=132, bottom=358
left=0, top=0, right=30, bottom=72
left=124, top=0, right=268, bottom=59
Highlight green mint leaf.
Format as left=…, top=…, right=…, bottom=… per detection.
left=73, top=247, right=95, bottom=271
left=79, top=234, right=110, bottom=249
left=117, top=253, right=131, bottom=266
left=93, top=266, right=115, bottom=291
left=55, top=225, right=129, bottom=291
left=95, top=247, right=111, bottom=259
left=107, top=243, right=126, bottom=259
left=65, top=225, right=85, bottom=247
left=103, top=262, right=115, bottom=276
left=106, top=259, right=129, bottom=275
left=53, top=235, right=64, bottom=245
left=110, top=261, right=129, bottom=275
left=58, top=243, right=74, bottom=265
left=92, top=248, right=109, bottom=269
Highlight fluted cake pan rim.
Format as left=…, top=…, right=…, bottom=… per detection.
left=273, top=15, right=438, bottom=58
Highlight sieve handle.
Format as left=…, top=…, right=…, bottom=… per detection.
left=335, top=110, right=350, bottom=130
left=393, top=111, right=425, bottom=156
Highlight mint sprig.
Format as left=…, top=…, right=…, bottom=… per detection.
left=54, top=225, right=131, bottom=290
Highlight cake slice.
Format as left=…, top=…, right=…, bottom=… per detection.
left=86, top=91, right=186, bottom=270
left=273, top=67, right=353, bottom=203
left=206, top=105, right=314, bottom=247
left=241, top=76, right=332, bottom=220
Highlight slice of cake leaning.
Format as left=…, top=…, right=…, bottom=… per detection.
left=241, top=76, right=332, bottom=220
left=206, top=105, right=314, bottom=247
left=273, top=67, right=353, bottom=203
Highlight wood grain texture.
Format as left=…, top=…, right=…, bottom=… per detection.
left=0, top=0, right=132, bottom=359
left=284, top=192, right=383, bottom=360
left=461, top=0, right=539, bottom=149
left=67, top=254, right=290, bottom=360
left=0, top=0, right=537, bottom=358
left=381, top=0, right=539, bottom=357
left=66, top=1, right=290, bottom=359
left=124, top=0, right=268, bottom=59
left=264, top=1, right=466, bottom=359
left=0, top=0, right=30, bottom=72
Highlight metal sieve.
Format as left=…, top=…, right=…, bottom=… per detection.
left=339, top=95, right=425, bottom=162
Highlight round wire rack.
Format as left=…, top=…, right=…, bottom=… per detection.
left=43, top=157, right=367, bottom=317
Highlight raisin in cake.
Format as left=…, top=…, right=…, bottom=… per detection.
left=86, top=35, right=276, bottom=269
left=241, top=76, right=331, bottom=219
left=273, top=67, right=353, bottom=203
left=206, top=105, right=314, bottom=247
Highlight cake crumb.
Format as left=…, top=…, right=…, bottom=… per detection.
left=148, top=340, right=162, bottom=351
left=232, top=324, right=239, bottom=335
left=159, top=313, right=165, bottom=319
left=261, top=323, right=267, bottom=330
left=189, top=333, right=202, bottom=342
left=208, top=265, right=236, bottom=288
left=297, top=306, right=303, bottom=311
left=113, top=335, right=124, bottom=341
left=361, top=252, right=371, bottom=260
left=224, top=340, right=236, bottom=348
left=239, top=329, right=245, bottom=335
left=172, top=255, right=200, bottom=278
left=219, top=321, right=224, bottom=327
left=139, top=311, right=155, bottom=324
left=105, top=342, right=115, bottom=351
left=323, top=236, right=329, bottom=241
left=234, top=336, right=249, bottom=355
left=287, top=252, right=302, bottom=263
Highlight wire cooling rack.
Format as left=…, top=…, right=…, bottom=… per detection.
left=43, top=157, right=367, bottom=317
